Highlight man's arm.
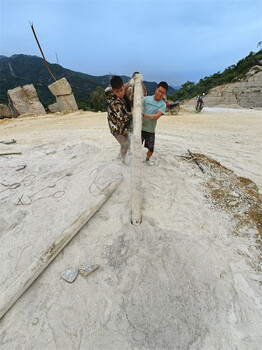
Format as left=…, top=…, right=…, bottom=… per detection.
left=124, top=78, right=135, bottom=92
left=143, top=111, right=163, bottom=120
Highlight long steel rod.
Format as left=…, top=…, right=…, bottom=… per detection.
left=30, top=22, right=56, bottom=82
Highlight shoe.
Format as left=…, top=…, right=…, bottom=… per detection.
left=145, top=158, right=154, bottom=166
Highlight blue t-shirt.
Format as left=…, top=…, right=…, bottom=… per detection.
left=142, top=96, right=166, bottom=133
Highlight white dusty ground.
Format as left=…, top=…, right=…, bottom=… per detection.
left=0, top=106, right=262, bottom=350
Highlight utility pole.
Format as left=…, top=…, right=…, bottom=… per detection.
left=55, top=52, right=60, bottom=65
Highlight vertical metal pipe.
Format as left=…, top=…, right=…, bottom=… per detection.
left=131, top=74, right=143, bottom=225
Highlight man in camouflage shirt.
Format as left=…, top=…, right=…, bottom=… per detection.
left=106, top=75, right=133, bottom=164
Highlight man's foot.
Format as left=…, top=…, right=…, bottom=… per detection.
left=145, top=157, right=154, bottom=166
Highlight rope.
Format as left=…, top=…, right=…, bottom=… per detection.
left=0, top=174, right=36, bottom=193
left=89, top=168, right=122, bottom=196
left=14, top=173, right=70, bottom=205
left=15, top=190, right=65, bottom=206
left=2, top=167, right=119, bottom=203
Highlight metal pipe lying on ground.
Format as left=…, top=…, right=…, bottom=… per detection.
left=0, top=177, right=122, bottom=319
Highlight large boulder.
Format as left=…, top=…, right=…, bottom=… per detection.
left=0, top=104, right=12, bottom=119
left=48, top=78, right=78, bottom=112
left=7, top=84, right=46, bottom=118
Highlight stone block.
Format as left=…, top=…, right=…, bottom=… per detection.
left=48, top=102, right=59, bottom=113
left=0, top=104, right=12, bottom=119
left=48, top=78, right=72, bottom=96
left=56, top=94, right=78, bottom=112
left=7, top=84, right=46, bottom=118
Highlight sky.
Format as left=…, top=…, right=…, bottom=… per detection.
left=0, top=0, right=262, bottom=87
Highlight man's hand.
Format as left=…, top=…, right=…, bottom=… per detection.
left=128, top=78, right=135, bottom=87
left=143, top=111, right=163, bottom=120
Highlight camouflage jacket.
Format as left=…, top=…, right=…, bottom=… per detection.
left=106, top=90, right=132, bottom=136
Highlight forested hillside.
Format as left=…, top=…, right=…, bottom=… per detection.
left=169, top=50, right=262, bottom=102
left=0, top=54, right=176, bottom=110
left=2, top=50, right=260, bottom=110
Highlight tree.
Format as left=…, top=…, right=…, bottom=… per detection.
left=78, top=101, right=90, bottom=111
left=182, top=81, right=195, bottom=91
left=91, top=86, right=107, bottom=112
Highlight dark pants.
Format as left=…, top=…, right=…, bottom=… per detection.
left=141, top=130, right=155, bottom=153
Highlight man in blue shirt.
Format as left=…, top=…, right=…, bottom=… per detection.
left=142, top=81, right=168, bottom=164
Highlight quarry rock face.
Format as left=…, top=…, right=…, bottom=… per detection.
left=0, top=104, right=12, bottom=119
left=48, top=78, right=78, bottom=112
left=184, top=65, right=262, bottom=109
left=7, top=84, right=46, bottom=118
left=204, top=71, right=262, bottom=108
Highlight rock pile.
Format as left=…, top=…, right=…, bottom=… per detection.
left=1, top=78, right=78, bottom=119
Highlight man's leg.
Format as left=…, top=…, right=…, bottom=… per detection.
left=142, top=131, right=155, bottom=162
left=145, top=133, right=154, bottom=161
left=126, top=133, right=131, bottom=153
left=146, top=150, right=153, bottom=160
left=114, top=134, right=128, bottom=164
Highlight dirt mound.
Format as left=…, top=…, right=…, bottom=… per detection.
left=194, top=154, right=262, bottom=238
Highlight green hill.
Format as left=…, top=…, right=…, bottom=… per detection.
left=169, top=50, right=262, bottom=102
left=0, top=54, right=177, bottom=110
